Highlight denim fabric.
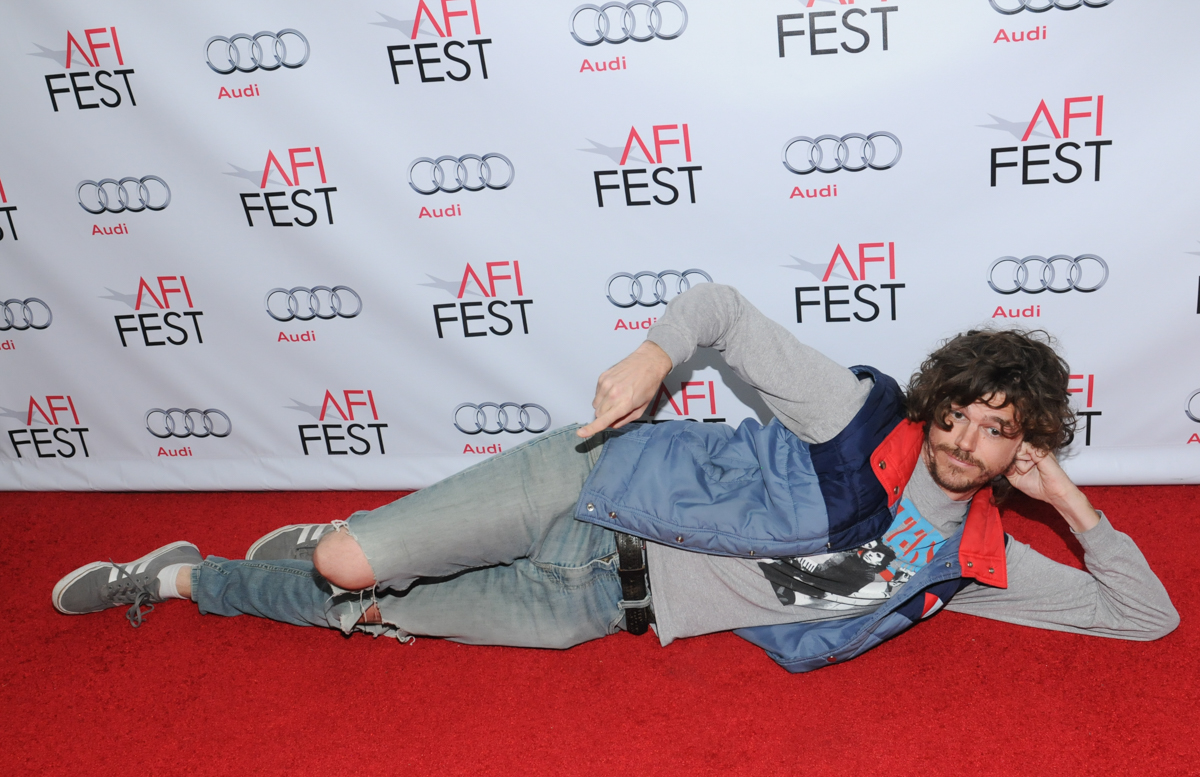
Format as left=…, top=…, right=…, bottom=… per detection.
left=192, top=557, right=353, bottom=629
left=192, top=425, right=626, bottom=648
left=574, top=366, right=904, bottom=557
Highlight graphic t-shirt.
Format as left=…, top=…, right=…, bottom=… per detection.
left=756, top=497, right=948, bottom=611
left=646, top=456, right=971, bottom=645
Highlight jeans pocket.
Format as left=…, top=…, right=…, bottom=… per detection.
left=531, top=552, right=618, bottom=590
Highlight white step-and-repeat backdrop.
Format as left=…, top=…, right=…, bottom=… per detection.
left=2, top=0, right=1199, bottom=490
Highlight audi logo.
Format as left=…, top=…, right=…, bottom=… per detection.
left=1, top=298, right=52, bottom=331
left=989, top=0, right=1114, bottom=14
left=76, top=176, right=171, bottom=214
left=569, top=0, right=688, bottom=45
left=783, top=133, right=902, bottom=175
left=1187, top=390, right=1200, bottom=424
left=606, top=269, right=712, bottom=308
left=408, top=154, right=515, bottom=195
left=145, top=408, right=232, bottom=439
left=453, top=403, right=551, bottom=435
left=265, top=286, right=362, bottom=322
left=204, top=30, right=310, bottom=74
left=987, top=255, right=1108, bottom=294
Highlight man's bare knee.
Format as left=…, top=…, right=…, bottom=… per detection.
left=312, top=529, right=376, bottom=590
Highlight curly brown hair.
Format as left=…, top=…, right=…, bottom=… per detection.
left=906, top=329, right=1076, bottom=500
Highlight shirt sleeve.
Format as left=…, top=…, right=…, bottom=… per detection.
left=943, top=513, right=1179, bottom=641
left=645, top=283, right=872, bottom=444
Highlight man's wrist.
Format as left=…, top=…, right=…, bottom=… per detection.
left=1052, top=488, right=1101, bottom=533
left=637, top=340, right=673, bottom=375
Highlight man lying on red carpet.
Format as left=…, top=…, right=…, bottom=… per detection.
left=51, top=284, right=1179, bottom=672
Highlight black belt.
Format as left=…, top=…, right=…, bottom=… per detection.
left=615, top=532, right=653, bottom=636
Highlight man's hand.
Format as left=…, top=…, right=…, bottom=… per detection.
left=577, top=341, right=673, bottom=438
left=1005, top=443, right=1101, bottom=532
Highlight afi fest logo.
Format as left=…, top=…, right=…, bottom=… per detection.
left=987, top=95, right=1111, bottom=186
left=381, top=0, right=493, bottom=84
left=644, top=380, right=725, bottom=425
left=38, top=26, right=137, bottom=112
left=790, top=242, right=905, bottom=323
left=106, top=276, right=205, bottom=348
left=287, top=390, right=389, bottom=456
left=589, top=123, right=702, bottom=207
left=424, top=260, right=533, bottom=339
left=1068, top=373, right=1101, bottom=446
left=235, top=146, right=338, bottom=227
left=0, top=175, right=18, bottom=241
left=777, top=1, right=899, bottom=58
left=205, top=29, right=309, bottom=102
left=4, top=395, right=90, bottom=459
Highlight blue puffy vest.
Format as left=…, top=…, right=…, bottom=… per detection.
left=574, top=365, right=997, bottom=672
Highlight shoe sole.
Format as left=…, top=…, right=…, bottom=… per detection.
left=52, top=540, right=199, bottom=615
left=245, top=524, right=327, bottom=561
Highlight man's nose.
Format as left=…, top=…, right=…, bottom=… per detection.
left=955, top=423, right=980, bottom=452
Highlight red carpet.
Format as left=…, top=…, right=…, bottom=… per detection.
left=3, top=487, right=1197, bottom=776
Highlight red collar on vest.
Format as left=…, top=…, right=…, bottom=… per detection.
left=869, top=419, right=1008, bottom=588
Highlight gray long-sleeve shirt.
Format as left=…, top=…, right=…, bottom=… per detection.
left=640, top=283, right=1178, bottom=645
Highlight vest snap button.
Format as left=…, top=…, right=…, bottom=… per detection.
left=676, top=535, right=684, bottom=542
left=945, top=562, right=951, bottom=568
left=988, top=567, right=995, bottom=574
left=966, top=561, right=973, bottom=568
left=586, top=503, right=595, bottom=511
left=609, top=511, right=617, bottom=519
left=826, top=656, right=836, bottom=663
left=893, top=486, right=899, bottom=495
left=878, top=461, right=886, bottom=469
left=749, top=550, right=755, bottom=556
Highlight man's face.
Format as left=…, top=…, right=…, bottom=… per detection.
left=924, top=394, right=1024, bottom=500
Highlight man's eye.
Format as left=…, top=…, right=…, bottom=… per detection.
left=951, top=411, right=965, bottom=420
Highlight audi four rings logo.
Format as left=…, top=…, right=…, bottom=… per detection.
left=987, top=255, right=1109, bottom=294
left=606, top=269, right=712, bottom=308
left=453, top=403, right=551, bottom=435
left=265, top=286, right=362, bottom=322
left=989, top=0, right=1114, bottom=14
left=408, top=155, right=515, bottom=195
left=2, top=298, right=52, bottom=331
left=569, top=1, right=688, bottom=45
left=145, top=408, right=233, bottom=439
left=205, top=30, right=310, bottom=74
left=76, top=176, right=171, bottom=214
left=1187, top=390, right=1200, bottom=423
left=783, top=133, right=902, bottom=175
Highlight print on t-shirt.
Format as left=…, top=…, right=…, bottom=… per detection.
left=758, top=498, right=946, bottom=611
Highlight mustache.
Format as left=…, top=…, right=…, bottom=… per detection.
left=932, top=443, right=987, bottom=470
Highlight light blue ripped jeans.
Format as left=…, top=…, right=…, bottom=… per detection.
left=191, top=425, right=627, bottom=648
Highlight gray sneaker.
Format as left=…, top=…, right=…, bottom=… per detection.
left=52, top=541, right=202, bottom=627
left=245, top=523, right=338, bottom=561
